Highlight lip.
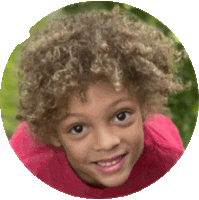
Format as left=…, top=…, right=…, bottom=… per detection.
left=93, top=153, right=127, bottom=163
left=92, top=153, right=127, bottom=173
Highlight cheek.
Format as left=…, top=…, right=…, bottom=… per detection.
left=124, top=122, right=144, bottom=149
left=61, top=138, right=90, bottom=163
left=123, top=126, right=144, bottom=165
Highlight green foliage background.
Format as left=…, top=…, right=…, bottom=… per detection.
left=0, top=1, right=198, bottom=149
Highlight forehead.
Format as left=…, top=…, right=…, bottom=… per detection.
left=67, top=82, right=138, bottom=112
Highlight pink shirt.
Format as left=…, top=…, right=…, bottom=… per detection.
left=9, top=114, right=184, bottom=198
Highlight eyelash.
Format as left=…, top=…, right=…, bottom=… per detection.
left=68, top=110, right=132, bottom=135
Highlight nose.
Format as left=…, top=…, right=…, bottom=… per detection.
left=93, top=126, right=121, bottom=151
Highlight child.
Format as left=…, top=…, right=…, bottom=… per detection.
left=9, top=6, right=189, bottom=198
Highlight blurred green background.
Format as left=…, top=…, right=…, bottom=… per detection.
left=0, top=1, right=198, bottom=149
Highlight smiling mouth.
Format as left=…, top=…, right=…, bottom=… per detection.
left=93, top=153, right=127, bottom=166
left=92, top=153, right=127, bottom=164
left=92, top=153, right=127, bottom=173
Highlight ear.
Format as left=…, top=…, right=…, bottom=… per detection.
left=50, top=135, right=62, bottom=147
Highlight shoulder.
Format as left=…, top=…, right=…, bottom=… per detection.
left=9, top=122, right=55, bottom=175
left=143, top=114, right=184, bottom=152
left=9, top=122, right=48, bottom=157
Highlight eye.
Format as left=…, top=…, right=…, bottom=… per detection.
left=70, top=125, right=87, bottom=134
left=113, top=111, right=130, bottom=122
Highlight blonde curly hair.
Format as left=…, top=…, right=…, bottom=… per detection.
left=16, top=6, right=188, bottom=144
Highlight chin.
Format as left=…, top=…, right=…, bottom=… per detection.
left=101, top=174, right=129, bottom=188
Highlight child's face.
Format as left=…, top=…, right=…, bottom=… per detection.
left=55, top=82, right=144, bottom=188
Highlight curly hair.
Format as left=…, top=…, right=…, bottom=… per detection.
left=16, top=6, right=189, bottom=144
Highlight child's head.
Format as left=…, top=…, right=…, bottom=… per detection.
left=16, top=6, right=187, bottom=188
left=55, top=81, right=144, bottom=188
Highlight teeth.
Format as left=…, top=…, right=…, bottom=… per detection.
left=97, top=156, right=122, bottom=167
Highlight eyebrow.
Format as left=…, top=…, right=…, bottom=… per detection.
left=64, top=97, right=134, bottom=120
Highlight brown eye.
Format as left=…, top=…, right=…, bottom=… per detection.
left=70, top=125, right=86, bottom=134
left=114, top=111, right=130, bottom=122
